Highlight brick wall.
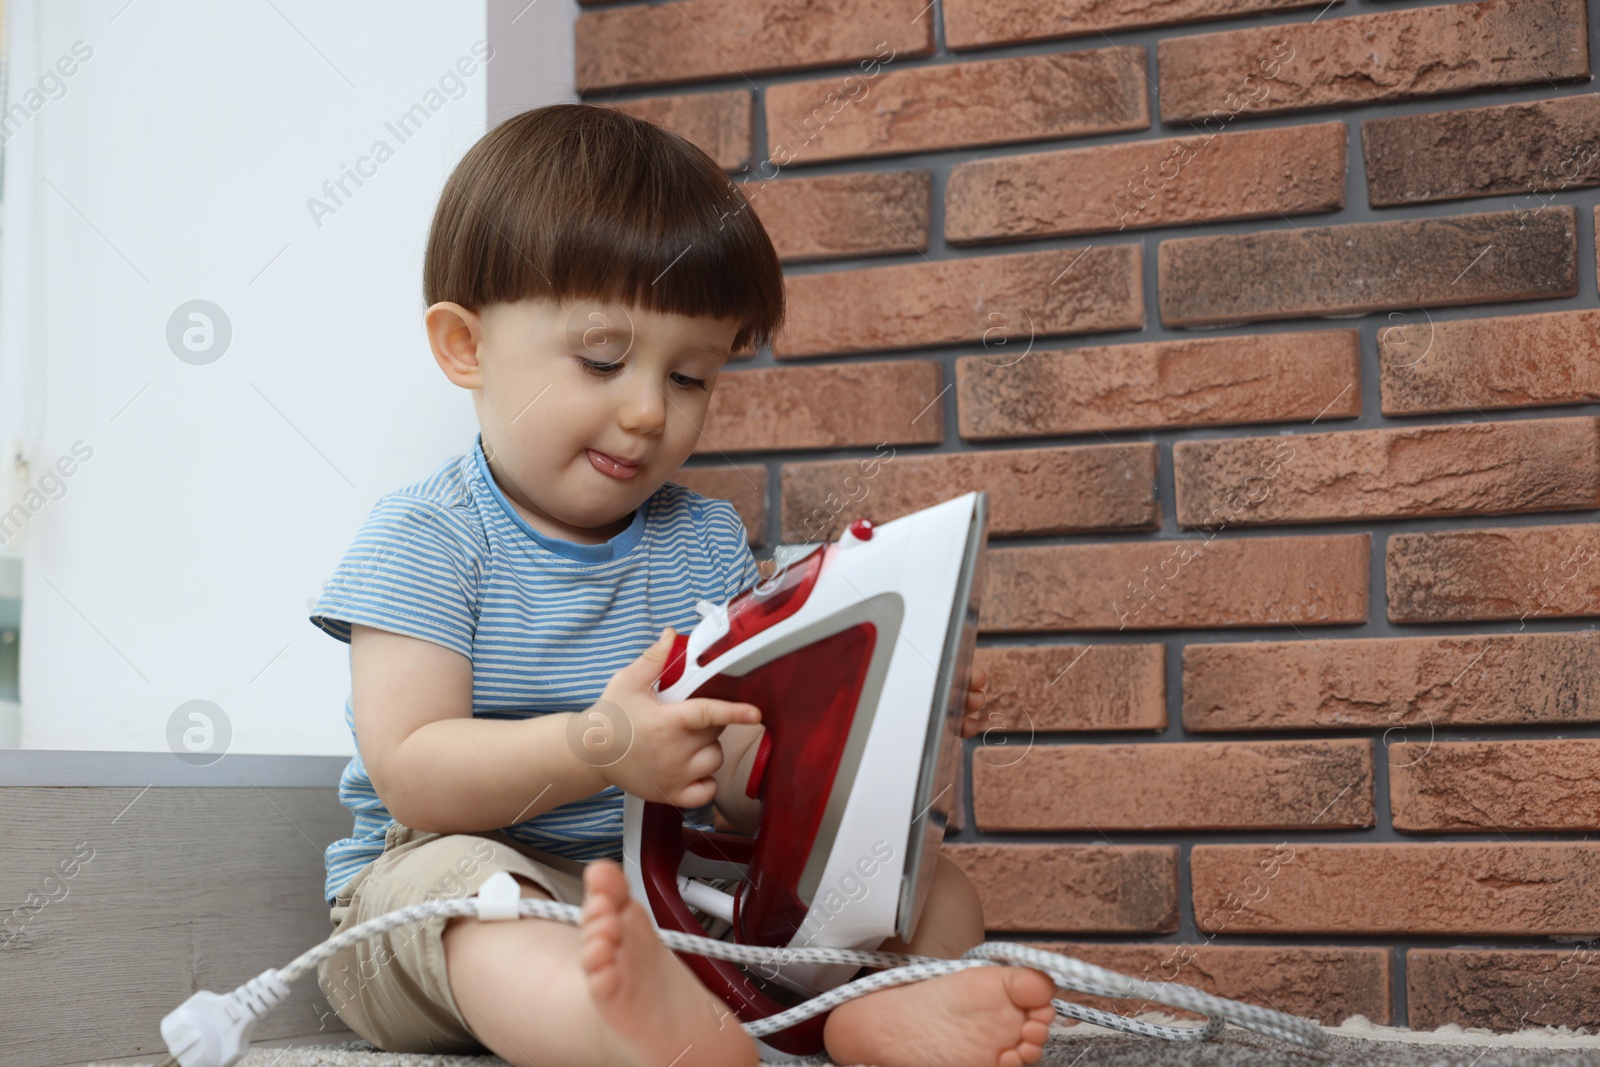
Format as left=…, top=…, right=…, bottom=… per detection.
left=574, top=0, right=1600, bottom=1033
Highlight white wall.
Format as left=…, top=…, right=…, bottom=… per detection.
left=0, top=0, right=577, bottom=755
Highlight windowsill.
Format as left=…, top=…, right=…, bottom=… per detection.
left=0, top=748, right=347, bottom=786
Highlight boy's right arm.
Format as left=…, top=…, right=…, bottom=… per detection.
left=351, top=622, right=611, bottom=834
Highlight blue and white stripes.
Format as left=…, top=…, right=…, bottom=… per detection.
left=311, top=434, right=761, bottom=905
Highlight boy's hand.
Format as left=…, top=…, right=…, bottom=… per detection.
left=957, top=662, right=989, bottom=739
left=584, top=626, right=761, bottom=809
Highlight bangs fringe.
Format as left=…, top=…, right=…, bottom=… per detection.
left=424, top=104, right=785, bottom=354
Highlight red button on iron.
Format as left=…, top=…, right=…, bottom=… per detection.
left=744, top=731, right=774, bottom=799
left=848, top=518, right=873, bottom=541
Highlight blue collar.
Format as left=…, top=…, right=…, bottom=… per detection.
left=472, top=434, right=647, bottom=563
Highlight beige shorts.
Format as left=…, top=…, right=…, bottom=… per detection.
left=316, top=820, right=589, bottom=1053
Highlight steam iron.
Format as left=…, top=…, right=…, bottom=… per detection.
left=621, top=490, right=989, bottom=1061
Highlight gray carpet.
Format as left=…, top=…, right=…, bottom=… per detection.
left=110, top=1016, right=1600, bottom=1066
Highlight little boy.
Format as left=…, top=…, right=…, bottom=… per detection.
left=308, top=103, right=1055, bottom=1067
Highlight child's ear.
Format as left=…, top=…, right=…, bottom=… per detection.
left=425, top=301, right=484, bottom=389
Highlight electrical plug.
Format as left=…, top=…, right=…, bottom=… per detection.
left=156, top=968, right=290, bottom=1067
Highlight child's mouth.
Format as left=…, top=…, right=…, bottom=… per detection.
left=587, top=448, right=641, bottom=479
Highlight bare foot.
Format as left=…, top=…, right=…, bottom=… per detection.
left=580, top=857, right=760, bottom=1067
left=823, top=964, right=1057, bottom=1067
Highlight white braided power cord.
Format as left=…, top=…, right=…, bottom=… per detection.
left=155, top=871, right=1327, bottom=1067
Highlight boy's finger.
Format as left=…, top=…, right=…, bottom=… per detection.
left=678, top=698, right=762, bottom=730
left=684, top=777, right=717, bottom=807
left=622, top=626, right=678, bottom=684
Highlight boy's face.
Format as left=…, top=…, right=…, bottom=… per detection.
left=426, top=296, right=739, bottom=545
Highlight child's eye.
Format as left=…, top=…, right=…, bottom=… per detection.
left=579, top=358, right=706, bottom=391
left=579, top=357, right=621, bottom=376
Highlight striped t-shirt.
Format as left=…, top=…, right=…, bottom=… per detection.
left=309, top=432, right=761, bottom=905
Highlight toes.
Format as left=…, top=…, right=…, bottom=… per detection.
left=582, top=859, right=637, bottom=926
left=585, top=857, right=628, bottom=900
left=1001, top=967, right=1057, bottom=1013
left=585, top=953, right=621, bottom=999
left=583, top=916, right=619, bottom=958
left=580, top=881, right=623, bottom=953
left=581, top=888, right=615, bottom=926
left=1003, top=1028, right=1048, bottom=1067
left=586, top=908, right=623, bottom=943
left=581, top=923, right=622, bottom=998
left=581, top=931, right=612, bottom=972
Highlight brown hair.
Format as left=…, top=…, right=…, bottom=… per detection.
left=423, top=103, right=784, bottom=355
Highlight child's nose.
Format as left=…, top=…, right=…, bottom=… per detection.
left=618, top=379, right=666, bottom=432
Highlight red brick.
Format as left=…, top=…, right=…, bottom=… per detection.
left=780, top=443, right=1158, bottom=542
left=1192, top=843, right=1600, bottom=935
left=763, top=50, right=1148, bottom=164
left=957, top=330, right=1359, bottom=440
left=944, top=843, right=1178, bottom=933
left=606, top=92, right=752, bottom=171
left=1158, top=0, right=1590, bottom=124
left=973, top=739, right=1373, bottom=831
left=697, top=362, right=942, bottom=453
left=1363, top=92, right=1600, bottom=207
left=776, top=245, right=1142, bottom=358
left=947, top=122, right=1344, bottom=241
left=983, top=534, right=1369, bottom=632
left=1379, top=307, right=1600, bottom=415
left=1037, top=942, right=1390, bottom=1026
left=1174, top=417, right=1600, bottom=527
left=1408, top=948, right=1600, bottom=1032
left=744, top=170, right=928, bottom=263
left=1184, top=632, right=1600, bottom=731
left=1389, top=739, right=1600, bottom=831
left=1159, top=207, right=1577, bottom=327
left=576, top=0, right=932, bottom=92
left=970, top=644, right=1166, bottom=734
left=945, top=0, right=1338, bottom=51
left=669, top=465, right=767, bottom=547
left=1387, top=522, right=1600, bottom=623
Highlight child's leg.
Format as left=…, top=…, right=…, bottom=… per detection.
left=442, top=861, right=760, bottom=1067
left=876, top=852, right=986, bottom=960
left=821, top=853, right=1057, bottom=1067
